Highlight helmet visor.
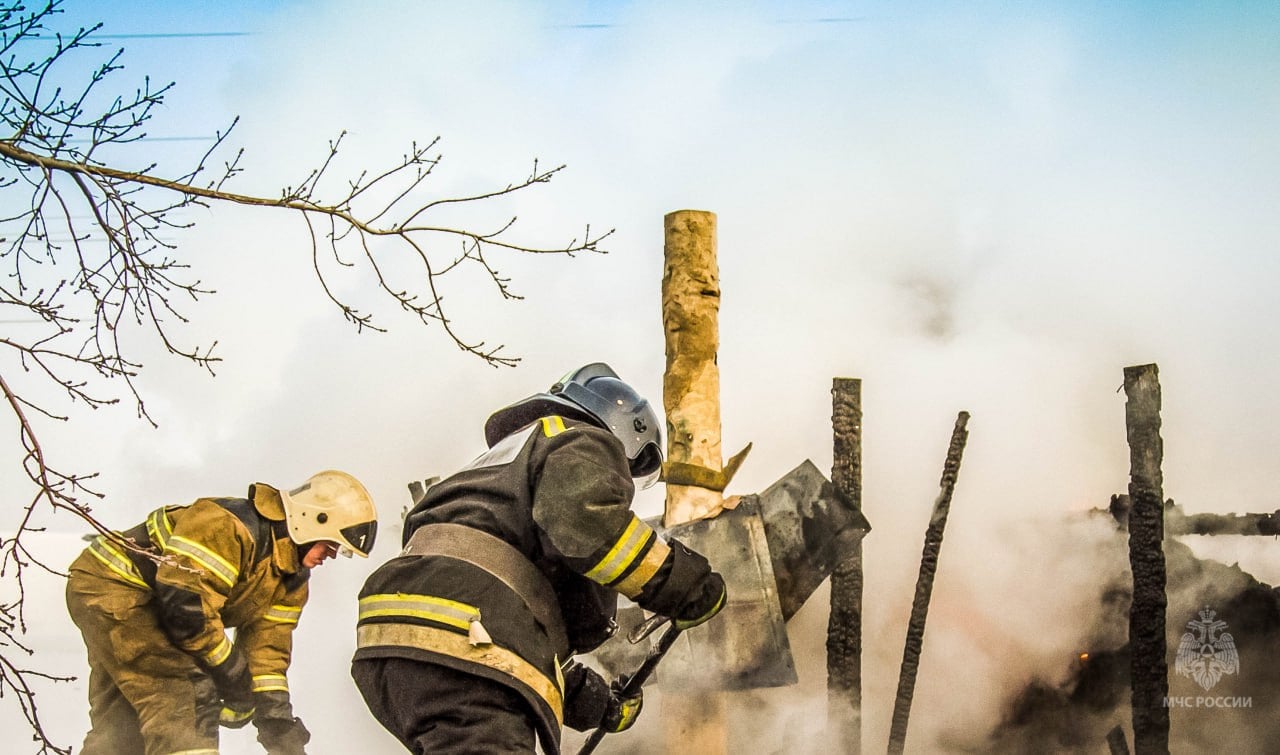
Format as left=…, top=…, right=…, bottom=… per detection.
left=340, top=520, right=378, bottom=557
left=635, top=468, right=661, bottom=490
left=630, top=443, right=663, bottom=490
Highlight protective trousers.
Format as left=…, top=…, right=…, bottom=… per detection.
left=65, top=563, right=220, bottom=755
left=351, top=657, right=539, bottom=754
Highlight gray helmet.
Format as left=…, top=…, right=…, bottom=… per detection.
left=484, top=362, right=665, bottom=488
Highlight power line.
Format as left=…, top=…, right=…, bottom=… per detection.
left=87, top=32, right=251, bottom=39
left=775, top=17, right=868, bottom=24
left=552, top=17, right=869, bottom=30
left=27, top=32, right=251, bottom=40
left=61, top=136, right=218, bottom=143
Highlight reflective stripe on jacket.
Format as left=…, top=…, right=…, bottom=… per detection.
left=355, top=415, right=711, bottom=754
left=70, top=484, right=309, bottom=687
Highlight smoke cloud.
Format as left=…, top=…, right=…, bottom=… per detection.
left=4, top=2, right=1279, bottom=752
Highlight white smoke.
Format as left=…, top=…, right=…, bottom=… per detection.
left=5, top=2, right=1280, bottom=753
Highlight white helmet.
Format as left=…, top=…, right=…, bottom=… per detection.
left=280, top=470, right=378, bottom=558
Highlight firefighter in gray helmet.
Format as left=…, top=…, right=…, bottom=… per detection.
left=66, top=470, right=378, bottom=755
left=352, top=363, right=727, bottom=754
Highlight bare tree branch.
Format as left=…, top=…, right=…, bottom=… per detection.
left=0, top=2, right=612, bottom=749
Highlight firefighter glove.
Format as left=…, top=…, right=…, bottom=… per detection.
left=256, top=715, right=310, bottom=755
left=206, top=646, right=254, bottom=713
left=219, top=703, right=255, bottom=729
left=602, top=677, right=643, bottom=733
left=673, top=570, right=727, bottom=630
left=562, top=662, right=611, bottom=731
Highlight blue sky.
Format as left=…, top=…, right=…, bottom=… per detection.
left=6, top=1, right=1280, bottom=751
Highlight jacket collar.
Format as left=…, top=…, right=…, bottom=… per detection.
left=249, top=483, right=302, bottom=574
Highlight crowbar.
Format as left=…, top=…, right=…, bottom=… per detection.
left=576, top=620, right=683, bottom=754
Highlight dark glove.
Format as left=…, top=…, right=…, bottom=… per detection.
left=256, top=715, right=310, bottom=755
left=645, top=539, right=726, bottom=629
left=193, top=673, right=222, bottom=737
left=219, top=704, right=255, bottom=729
left=673, top=570, right=726, bottom=630
left=253, top=690, right=309, bottom=755
left=601, top=677, right=643, bottom=733
left=205, top=646, right=254, bottom=727
left=562, top=662, right=609, bottom=731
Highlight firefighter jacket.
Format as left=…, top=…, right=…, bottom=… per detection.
left=354, top=415, right=717, bottom=754
left=71, top=484, right=310, bottom=708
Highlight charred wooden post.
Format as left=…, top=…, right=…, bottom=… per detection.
left=661, top=209, right=727, bottom=755
left=1123, top=363, right=1169, bottom=755
left=1108, top=724, right=1132, bottom=755
left=827, top=378, right=863, bottom=753
left=887, top=411, right=970, bottom=755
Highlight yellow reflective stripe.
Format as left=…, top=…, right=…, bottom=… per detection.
left=219, top=706, right=254, bottom=725
left=166, top=535, right=239, bottom=588
left=146, top=508, right=173, bottom=549
left=540, top=416, right=566, bottom=437
left=252, top=673, right=289, bottom=693
left=612, top=537, right=671, bottom=599
left=357, top=622, right=563, bottom=725
left=87, top=536, right=149, bottom=589
left=264, top=604, right=302, bottom=624
left=584, top=515, right=653, bottom=586
left=203, top=636, right=233, bottom=667
left=358, top=593, right=479, bottom=632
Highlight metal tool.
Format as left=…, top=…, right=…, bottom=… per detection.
left=627, top=613, right=669, bottom=644
left=576, top=623, right=683, bottom=755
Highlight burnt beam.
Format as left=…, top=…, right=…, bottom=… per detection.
left=1123, top=363, right=1169, bottom=755
left=1165, top=502, right=1280, bottom=536
left=1101, top=496, right=1280, bottom=537
left=887, top=411, right=970, bottom=755
left=1107, top=724, right=1132, bottom=755
left=827, top=377, right=863, bottom=753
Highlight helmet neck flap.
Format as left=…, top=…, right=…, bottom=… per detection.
left=484, top=363, right=664, bottom=488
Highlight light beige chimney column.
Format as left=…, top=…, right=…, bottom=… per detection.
left=662, top=209, right=725, bottom=527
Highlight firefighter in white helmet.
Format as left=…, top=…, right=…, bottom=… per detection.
left=66, top=470, right=378, bottom=755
